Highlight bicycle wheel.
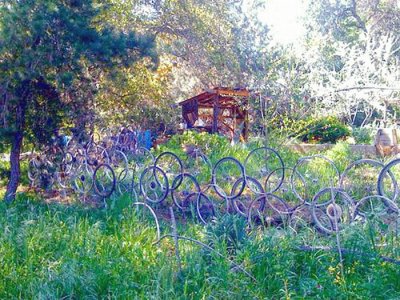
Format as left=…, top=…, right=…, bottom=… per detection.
left=377, top=158, right=400, bottom=203
left=28, top=158, right=40, bottom=186
left=196, top=192, right=216, bottom=224
left=72, top=163, right=94, bottom=194
left=109, top=150, right=129, bottom=174
left=154, top=151, right=183, bottom=190
left=231, top=176, right=264, bottom=217
left=202, top=183, right=228, bottom=216
left=212, top=157, right=245, bottom=200
left=353, top=195, right=399, bottom=221
left=55, top=170, right=69, bottom=190
left=85, top=143, right=104, bottom=166
left=62, top=151, right=75, bottom=175
left=311, top=187, right=353, bottom=234
left=93, top=163, right=116, bottom=198
left=139, top=166, right=169, bottom=204
left=267, top=167, right=304, bottom=212
left=171, top=173, right=200, bottom=210
left=247, top=194, right=290, bottom=229
left=340, top=159, right=385, bottom=202
left=131, top=147, right=154, bottom=170
left=116, top=168, right=135, bottom=196
left=292, top=155, right=340, bottom=205
left=244, top=147, right=284, bottom=193
left=353, top=195, right=399, bottom=236
left=185, top=149, right=213, bottom=188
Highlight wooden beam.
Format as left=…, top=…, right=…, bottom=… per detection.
left=243, top=103, right=249, bottom=141
left=212, top=95, right=219, bottom=133
left=215, top=88, right=250, bottom=97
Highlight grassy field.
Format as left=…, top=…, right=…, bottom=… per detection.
left=1, top=136, right=400, bottom=298
left=0, top=193, right=398, bottom=299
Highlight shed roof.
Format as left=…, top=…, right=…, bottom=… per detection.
left=178, top=87, right=250, bottom=108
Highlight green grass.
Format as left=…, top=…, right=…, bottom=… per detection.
left=0, top=194, right=399, bottom=299
left=1, top=134, right=400, bottom=298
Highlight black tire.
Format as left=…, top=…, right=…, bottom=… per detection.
left=154, top=151, right=183, bottom=190
left=171, top=173, right=201, bottom=209
left=212, top=156, right=246, bottom=200
left=196, top=192, right=216, bottom=224
left=311, top=187, right=353, bottom=234
left=139, top=165, right=169, bottom=204
left=377, top=158, right=400, bottom=203
left=353, top=195, right=399, bottom=222
left=339, top=159, right=384, bottom=202
left=247, top=194, right=290, bottom=229
left=244, top=146, right=285, bottom=193
left=93, top=163, right=116, bottom=198
left=291, top=155, right=340, bottom=205
left=231, top=176, right=264, bottom=217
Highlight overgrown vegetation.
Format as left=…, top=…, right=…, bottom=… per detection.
left=0, top=0, right=399, bottom=297
left=269, top=115, right=351, bottom=144
left=0, top=195, right=399, bottom=298
left=0, top=130, right=398, bottom=298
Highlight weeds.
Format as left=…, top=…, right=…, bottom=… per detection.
left=0, top=195, right=398, bottom=298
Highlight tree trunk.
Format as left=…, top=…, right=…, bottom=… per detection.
left=4, top=81, right=29, bottom=203
left=4, top=131, right=24, bottom=203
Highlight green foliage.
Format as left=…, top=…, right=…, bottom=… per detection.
left=268, top=114, right=314, bottom=139
left=268, top=115, right=351, bottom=144
left=25, top=79, right=65, bottom=146
left=325, top=141, right=355, bottom=173
left=0, top=0, right=157, bottom=200
left=156, top=131, right=249, bottom=163
left=205, top=214, right=248, bottom=253
left=0, top=196, right=399, bottom=298
left=96, top=59, right=175, bottom=130
left=352, top=127, right=374, bottom=145
left=0, top=159, right=29, bottom=189
left=0, top=160, right=10, bottom=187
left=297, top=117, right=351, bottom=144
left=0, top=0, right=157, bottom=145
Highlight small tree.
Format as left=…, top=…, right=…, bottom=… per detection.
left=0, top=0, right=156, bottom=202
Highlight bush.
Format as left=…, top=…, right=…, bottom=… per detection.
left=267, top=114, right=313, bottom=139
left=297, top=117, right=351, bottom=144
left=267, top=115, right=351, bottom=144
left=155, top=130, right=250, bottom=164
left=352, top=127, right=374, bottom=144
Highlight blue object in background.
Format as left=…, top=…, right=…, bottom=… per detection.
left=144, top=130, right=152, bottom=149
left=137, top=130, right=152, bottom=149
left=61, top=135, right=70, bottom=147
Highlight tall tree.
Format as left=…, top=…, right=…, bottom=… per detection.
left=0, top=0, right=156, bottom=202
left=303, top=0, right=400, bottom=126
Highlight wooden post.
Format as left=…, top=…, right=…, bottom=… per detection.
left=243, top=98, right=249, bottom=141
left=212, top=94, right=219, bottom=133
left=243, top=110, right=248, bottom=141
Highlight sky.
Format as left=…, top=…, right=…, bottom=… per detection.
left=258, top=0, right=308, bottom=45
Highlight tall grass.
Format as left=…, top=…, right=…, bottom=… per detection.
left=1, top=134, right=399, bottom=298
left=0, top=194, right=399, bottom=298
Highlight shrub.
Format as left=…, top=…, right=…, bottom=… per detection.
left=267, top=114, right=313, bottom=139
left=297, top=117, right=351, bottom=144
left=352, top=127, right=374, bottom=144
left=155, top=130, right=250, bottom=163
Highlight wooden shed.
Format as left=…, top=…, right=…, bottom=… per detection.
left=178, top=87, right=250, bottom=141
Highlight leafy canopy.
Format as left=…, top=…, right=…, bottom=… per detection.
left=0, top=0, right=157, bottom=146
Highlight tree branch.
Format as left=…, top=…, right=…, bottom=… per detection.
left=334, top=86, right=400, bottom=93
